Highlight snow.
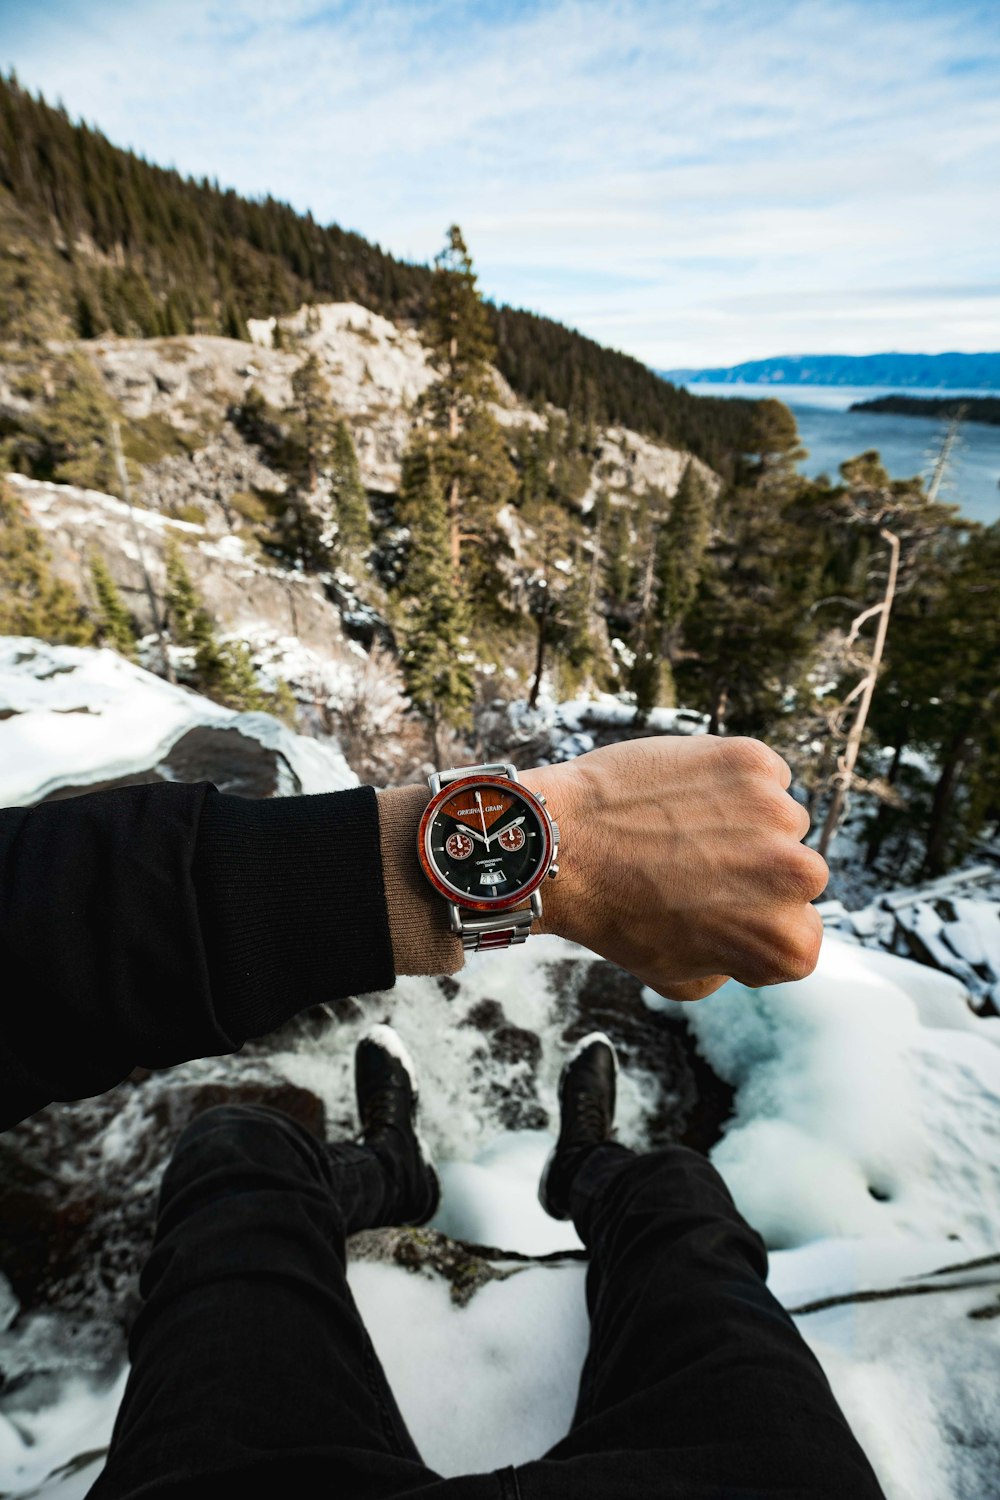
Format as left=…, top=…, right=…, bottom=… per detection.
left=7, top=472, right=204, bottom=536
left=0, top=1374, right=126, bottom=1499
left=646, top=936, right=1000, bottom=1250
left=433, top=1132, right=582, bottom=1256
left=504, top=693, right=707, bottom=762
left=350, top=1259, right=589, bottom=1473
left=0, top=639, right=355, bottom=805
left=0, top=639, right=229, bottom=804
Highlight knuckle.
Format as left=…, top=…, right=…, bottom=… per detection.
left=783, top=845, right=828, bottom=901
left=721, top=736, right=775, bottom=776
left=782, top=927, right=822, bottom=981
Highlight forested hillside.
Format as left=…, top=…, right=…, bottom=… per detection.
left=0, top=73, right=763, bottom=471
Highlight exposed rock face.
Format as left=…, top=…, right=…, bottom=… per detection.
left=138, top=423, right=287, bottom=526
left=9, top=471, right=361, bottom=663
left=589, top=426, right=720, bottom=507
left=90, top=303, right=436, bottom=494
left=85, top=302, right=715, bottom=504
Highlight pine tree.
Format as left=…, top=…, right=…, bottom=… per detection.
left=89, top=551, right=137, bottom=658
left=421, top=225, right=515, bottom=582
left=268, top=353, right=341, bottom=570
left=655, top=460, right=712, bottom=661
left=677, top=441, right=819, bottom=736
left=4, top=350, right=120, bottom=493
left=164, top=540, right=215, bottom=653
left=163, top=540, right=294, bottom=717
left=397, top=435, right=474, bottom=748
left=287, top=353, right=335, bottom=494
left=329, top=420, right=370, bottom=555
left=0, top=481, right=93, bottom=643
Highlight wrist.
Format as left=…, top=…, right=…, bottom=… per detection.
left=521, top=762, right=595, bottom=945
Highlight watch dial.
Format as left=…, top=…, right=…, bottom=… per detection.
left=427, top=783, right=547, bottom=903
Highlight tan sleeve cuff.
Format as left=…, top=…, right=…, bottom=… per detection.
left=376, top=786, right=465, bottom=978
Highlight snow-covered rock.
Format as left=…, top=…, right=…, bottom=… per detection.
left=0, top=638, right=354, bottom=804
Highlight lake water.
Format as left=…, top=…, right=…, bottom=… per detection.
left=685, top=382, right=1000, bottom=524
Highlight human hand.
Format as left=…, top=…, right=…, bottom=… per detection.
left=522, top=736, right=827, bottom=1001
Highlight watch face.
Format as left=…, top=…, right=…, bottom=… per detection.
left=420, top=778, right=551, bottom=910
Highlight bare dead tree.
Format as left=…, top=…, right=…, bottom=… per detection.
left=817, top=528, right=900, bottom=860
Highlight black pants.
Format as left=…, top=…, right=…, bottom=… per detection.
left=90, top=1105, right=885, bottom=1500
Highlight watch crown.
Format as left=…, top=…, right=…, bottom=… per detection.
left=548, top=862, right=560, bottom=879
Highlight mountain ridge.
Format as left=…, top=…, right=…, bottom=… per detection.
left=660, top=352, right=1000, bottom=390
left=0, top=72, right=772, bottom=472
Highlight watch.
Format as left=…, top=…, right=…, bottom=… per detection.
left=417, top=761, right=560, bottom=953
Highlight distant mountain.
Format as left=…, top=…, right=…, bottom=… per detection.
left=659, top=353, right=1000, bottom=390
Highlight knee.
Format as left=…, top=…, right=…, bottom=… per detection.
left=173, top=1102, right=277, bottom=1155
left=162, top=1103, right=312, bottom=1202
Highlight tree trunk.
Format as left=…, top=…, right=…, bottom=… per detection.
left=448, top=381, right=461, bottom=576
left=528, top=605, right=548, bottom=709
left=922, top=729, right=970, bottom=878
left=448, top=475, right=461, bottom=577
left=864, top=718, right=909, bottom=868
left=587, top=508, right=603, bottom=623
left=818, top=529, right=900, bottom=861
left=708, top=682, right=728, bottom=735
left=429, top=707, right=443, bottom=767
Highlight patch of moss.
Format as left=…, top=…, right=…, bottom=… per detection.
left=123, top=413, right=199, bottom=466
left=229, top=489, right=269, bottom=524
left=150, top=339, right=195, bottom=364
left=162, top=502, right=206, bottom=525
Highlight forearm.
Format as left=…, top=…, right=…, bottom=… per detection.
left=0, top=781, right=396, bottom=1129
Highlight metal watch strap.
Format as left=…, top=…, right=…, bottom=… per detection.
left=430, top=762, right=544, bottom=954
left=452, top=902, right=537, bottom=953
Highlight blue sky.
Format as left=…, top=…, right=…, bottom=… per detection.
left=3, top=0, right=999, bottom=367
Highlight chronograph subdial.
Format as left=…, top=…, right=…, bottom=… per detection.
left=445, top=830, right=475, bottom=861
left=497, top=823, right=525, bottom=852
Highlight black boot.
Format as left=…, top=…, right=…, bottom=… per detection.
left=355, top=1024, right=440, bottom=1226
left=539, top=1032, right=619, bottom=1220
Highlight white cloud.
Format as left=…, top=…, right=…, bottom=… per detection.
left=6, top=0, right=1000, bottom=365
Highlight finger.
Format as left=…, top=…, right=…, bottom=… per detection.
left=789, top=796, right=811, bottom=841
left=654, top=975, right=730, bottom=1003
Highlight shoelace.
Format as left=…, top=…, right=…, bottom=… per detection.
left=364, top=1084, right=403, bottom=1135
left=568, top=1086, right=608, bottom=1140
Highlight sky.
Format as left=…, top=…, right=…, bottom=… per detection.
left=3, top=0, right=999, bottom=369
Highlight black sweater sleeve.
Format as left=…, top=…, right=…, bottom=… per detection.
left=0, top=781, right=394, bottom=1131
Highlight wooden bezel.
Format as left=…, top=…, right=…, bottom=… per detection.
left=417, top=774, right=553, bottom=913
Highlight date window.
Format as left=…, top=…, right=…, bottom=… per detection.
left=479, top=870, right=506, bottom=887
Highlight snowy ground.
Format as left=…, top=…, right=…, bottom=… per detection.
left=1, top=644, right=998, bottom=1498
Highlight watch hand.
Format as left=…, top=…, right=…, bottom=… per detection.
left=461, top=825, right=488, bottom=847
left=475, top=790, right=489, bottom=841
left=487, top=815, right=525, bottom=849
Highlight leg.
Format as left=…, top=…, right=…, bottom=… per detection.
left=89, top=1104, right=439, bottom=1500
left=525, top=1143, right=886, bottom=1499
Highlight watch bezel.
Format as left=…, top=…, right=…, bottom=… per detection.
left=417, top=774, right=554, bottom=912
